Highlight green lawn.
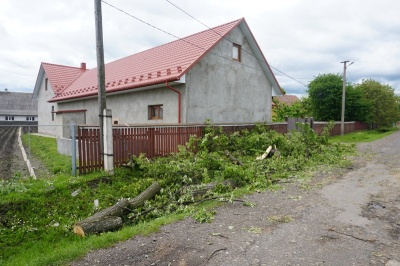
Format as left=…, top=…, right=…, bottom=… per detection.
left=330, top=128, right=398, bottom=143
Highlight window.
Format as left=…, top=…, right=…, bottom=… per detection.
left=45, top=78, right=48, bottom=91
left=233, top=43, right=241, bottom=61
left=51, top=106, right=55, bottom=121
left=5, top=116, right=14, bottom=121
left=26, top=116, right=35, bottom=121
left=113, top=119, right=119, bottom=125
left=148, top=105, right=163, bottom=120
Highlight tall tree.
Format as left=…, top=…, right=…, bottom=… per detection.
left=307, top=73, right=370, bottom=121
left=307, top=74, right=342, bottom=121
left=355, top=79, right=400, bottom=128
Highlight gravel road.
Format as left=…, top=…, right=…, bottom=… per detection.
left=72, top=130, right=400, bottom=266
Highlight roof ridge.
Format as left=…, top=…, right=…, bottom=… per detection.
left=42, top=62, right=85, bottom=70
left=49, top=18, right=246, bottom=102
left=107, top=18, right=243, bottom=66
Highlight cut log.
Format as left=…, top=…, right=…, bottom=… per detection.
left=92, top=198, right=131, bottom=219
left=73, top=182, right=161, bottom=236
left=128, top=182, right=161, bottom=208
left=74, top=216, right=123, bottom=237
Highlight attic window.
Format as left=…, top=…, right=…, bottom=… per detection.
left=233, top=43, right=241, bottom=62
left=45, top=78, right=48, bottom=91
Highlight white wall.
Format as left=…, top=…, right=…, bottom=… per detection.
left=37, top=74, right=63, bottom=136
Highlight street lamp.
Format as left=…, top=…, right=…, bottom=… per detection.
left=340, top=61, right=354, bottom=136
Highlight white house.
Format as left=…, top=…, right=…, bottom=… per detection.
left=33, top=18, right=282, bottom=137
left=0, top=89, right=38, bottom=125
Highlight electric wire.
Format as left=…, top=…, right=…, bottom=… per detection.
left=101, top=0, right=265, bottom=74
left=165, top=0, right=308, bottom=87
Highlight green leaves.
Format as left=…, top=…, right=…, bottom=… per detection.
left=307, top=74, right=399, bottom=127
left=355, top=79, right=400, bottom=128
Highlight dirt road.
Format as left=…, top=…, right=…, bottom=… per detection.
left=72, top=130, right=400, bottom=266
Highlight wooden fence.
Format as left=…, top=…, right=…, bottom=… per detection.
left=77, top=121, right=369, bottom=174
left=77, top=125, right=203, bottom=174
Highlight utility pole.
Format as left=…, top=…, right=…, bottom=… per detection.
left=94, top=0, right=106, bottom=155
left=340, top=60, right=349, bottom=136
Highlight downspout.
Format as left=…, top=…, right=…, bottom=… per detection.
left=165, top=81, right=181, bottom=124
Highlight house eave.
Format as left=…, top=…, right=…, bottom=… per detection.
left=48, top=76, right=186, bottom=103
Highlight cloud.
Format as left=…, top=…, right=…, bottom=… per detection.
left=1, top=0, right=400, bottom=96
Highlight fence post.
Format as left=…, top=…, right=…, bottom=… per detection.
left=103, top=109, right=114, bottom=174
left=71, top=125, right=77, bottom=176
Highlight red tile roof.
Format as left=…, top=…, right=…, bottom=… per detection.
left=42, top=63, right=86, bottom=94
left=48, top=18, right=244, bottom=102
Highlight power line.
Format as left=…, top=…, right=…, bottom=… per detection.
left=101, top=0, right=265, bottom=74
left=165, top=0, right=308, bottom=87
left=102, top=0, right=308, bottom=87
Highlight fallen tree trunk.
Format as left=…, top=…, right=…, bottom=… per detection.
left=128, top=182, right=161, bottom=208
left=73, top=216, right=123, bottom=237
left=73, top=182, right=161, bottom=237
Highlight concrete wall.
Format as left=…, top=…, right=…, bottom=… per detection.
left=185, top=27, right=273, bottom=123
left=61, top=112, right=86, bottom=138
left=58, top=84, right=186, bottom=125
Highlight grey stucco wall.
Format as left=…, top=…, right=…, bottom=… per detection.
left=58, top=85, right=186, bottom=125
left=185, top=27, right=273, bottom=123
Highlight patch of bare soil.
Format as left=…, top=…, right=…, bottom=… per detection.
left=0, top=126, right=29, bottom=179
left=0, top=126, right=50, bottom=180
left=71, top=130, right=400, bottom=266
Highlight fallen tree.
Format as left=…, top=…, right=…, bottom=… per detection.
left=74, top=182, right=161, bottom=237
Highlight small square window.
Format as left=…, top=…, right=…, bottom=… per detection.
left=233, top=43, right=241, bottom=61
left=148, top=105, right=163, bottom=120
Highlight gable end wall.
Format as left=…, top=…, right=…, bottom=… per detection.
left=185, top=27, right=272, bottom=123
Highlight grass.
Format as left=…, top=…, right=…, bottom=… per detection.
left=330, top=127, right=398, bottom=143
left=1, top=125, right=361, bottom=266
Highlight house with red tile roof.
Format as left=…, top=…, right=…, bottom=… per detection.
left=33, top=18, right=282, bottom=137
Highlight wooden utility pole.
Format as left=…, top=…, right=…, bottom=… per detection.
left=340, top=60, right=349, bottom=136
left=94, top=0, right=107, bottom=154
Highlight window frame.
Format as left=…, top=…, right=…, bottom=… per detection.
left=232, top=43, right=241, bottom=62
left=148, top=105, right=163, bottom=120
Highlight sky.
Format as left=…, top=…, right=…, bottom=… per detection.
left=1, top=0, right=400, bottom=97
